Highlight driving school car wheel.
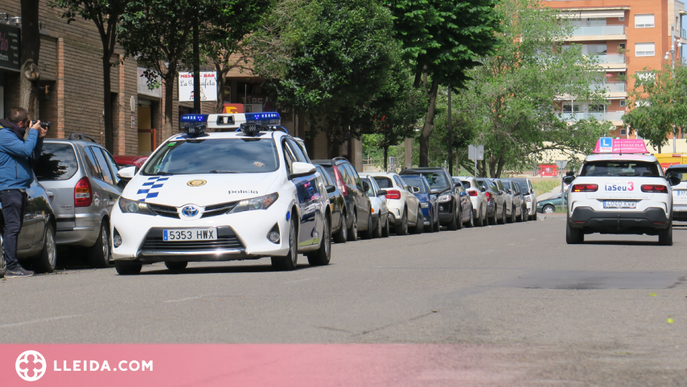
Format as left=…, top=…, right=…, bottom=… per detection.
left=88, top=221, right=111, bottom=268
left=307, top=216, right=331, bottom=266
left=333, top=212, right=347, bottom=243
left=658, top=224, right=673, bottom=246
left=32, top=224, right=56, bottom=273
left=165, top=261, right=188, bottom=271
left=566, top=222, right=584, bottom=244
left=272, top=218, right=298, bottom=271
left=115, top=261, right=142, bottom=275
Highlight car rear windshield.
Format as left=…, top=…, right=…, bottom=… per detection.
left=400, top=175, right=428, bottom=193
left=420, top=172, right=450, bottom=190
left=580, top=161, right=661, bottom=177
left=143, top=138, right=279, bottom=175
left=666, top=168, right=687, bottom=181
left=373, top=176, right=393, bottom=189
left=34, top=143, right=78, bottom=180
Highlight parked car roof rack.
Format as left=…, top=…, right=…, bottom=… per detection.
left=68, top=133, right=98, bottom=143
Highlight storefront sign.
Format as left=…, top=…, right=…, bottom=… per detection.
left=0, top=24, right=21, bottom=72
left=178, top=72, right=217, bottom=102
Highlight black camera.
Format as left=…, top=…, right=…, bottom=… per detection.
left=30, top=120, right=51, bottom=130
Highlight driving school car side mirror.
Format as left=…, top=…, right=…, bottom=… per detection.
left=668, top=176, right=681, bottom=186
left=562, top=175, right=575, bottom=185
left=117, top=166, right=136, bottom=180
left=290, top=162, right=316, bottom=178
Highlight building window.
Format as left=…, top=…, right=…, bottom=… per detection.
left=562, top=104, right=580, bottom=112
left=620, top=128, right=627, bottom=136
left=637, top=71, right=655, bottom=81
left=620, top=100, right=626, bottom=107
left=619, top=43, right=625, bottom=50
left=589, top=104, right=605, bottom=113
left=635, top=43, right=655, bottom=57
left=635, top=14, right=655, bottom=28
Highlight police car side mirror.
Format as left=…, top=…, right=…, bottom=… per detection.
left=562, top=175, right=575, bottom=185
left=117, top=166, right=136, bottom=180
left=668, top=176, right=681, bottom=186
left=290, top=162, right=316, bottom=178
left=326, top=184, right=336, bottom=193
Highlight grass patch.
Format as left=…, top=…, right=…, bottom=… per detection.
left=531, top=178, right=562, bottom=195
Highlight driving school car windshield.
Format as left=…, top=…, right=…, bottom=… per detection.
left=579, top=161, right=661, bottom=177
left=142, top=138, right=279, bottom=175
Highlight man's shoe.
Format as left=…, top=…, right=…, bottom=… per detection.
left=5, top=267, right=34, bottom=278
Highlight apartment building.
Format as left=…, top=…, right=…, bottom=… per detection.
left=545, top=0, right=685, bottom=139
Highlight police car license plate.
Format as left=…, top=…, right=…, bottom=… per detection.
left=603, top=201, right=637, bottom=209
left=163, top=228, right=217, bottom=241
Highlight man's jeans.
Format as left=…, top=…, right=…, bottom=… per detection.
left=0, top=189, right=27, bottom=270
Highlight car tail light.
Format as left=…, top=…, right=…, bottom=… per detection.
left=467, top=190, right=478, bottom=197
left=333, top=165, right=347, bottom=195
left=572, top=184, right=598, bottom=192
left=74, top=176, right=92, bottom=207
left=641, top=184, right=668, bottom=193
left=385, top=189, right=401, bottom=200
left=484, top=192, right=492, bottom=202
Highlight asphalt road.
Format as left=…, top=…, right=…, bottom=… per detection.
left=1, top=214, right=686, bottom=386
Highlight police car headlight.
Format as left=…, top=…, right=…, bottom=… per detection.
left=118, top=197, right=156, bottom=215
left=438, top=194, right=452, bottom=203
left=421, top=202, right=429, bottom=208
left=230, top=193, right=279, bottom=213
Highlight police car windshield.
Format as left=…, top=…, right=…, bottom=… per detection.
left=142, top=138, right=279, bottom=175
left=401, top=175, right=428, bottom=193
left=580, top=161, right=660, bottom=177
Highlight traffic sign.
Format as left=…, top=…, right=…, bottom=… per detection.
left=468, top=144, right=484, bottom=161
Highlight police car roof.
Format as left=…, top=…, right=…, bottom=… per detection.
left=585, top=154, right=658, bottom=162
left=167, top=129, right=288, bottom=141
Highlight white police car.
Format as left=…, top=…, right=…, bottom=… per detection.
left=110, top=112, right=332, bottom=274
left=564, top=138, right=680, bottom=245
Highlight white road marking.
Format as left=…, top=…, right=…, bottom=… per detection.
left=0, top=314, right=81, bottom=328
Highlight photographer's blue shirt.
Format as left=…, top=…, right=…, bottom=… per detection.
left=0, top=128, right=42, bottom=190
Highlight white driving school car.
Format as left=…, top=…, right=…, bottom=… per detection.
left=564, top=138, right=679, bottom=245
left=110, top=112, right=332, bottom=274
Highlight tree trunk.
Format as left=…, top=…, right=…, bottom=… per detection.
left=419, top=78, right=439, bottom=167
left=20, top=0, right=40, bottom=115
left=215, top=65, right=227, bottom=113
left=383, top=146, right=388, bottom=171
left=163, top=64, right=177, bottom=139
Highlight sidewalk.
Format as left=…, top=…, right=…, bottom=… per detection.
left=537, top=184, right=566, bottom=201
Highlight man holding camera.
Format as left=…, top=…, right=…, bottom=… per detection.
left=0, top=107, right=47, bottom=278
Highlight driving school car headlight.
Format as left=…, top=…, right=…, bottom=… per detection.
left=437, top=194, right=452, bottom=202
left=118, top=197, right=156, bottom=215
left=229, top=193, right=279, bottom=213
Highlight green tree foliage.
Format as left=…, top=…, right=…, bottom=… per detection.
left=118, top=0, right=271, bottom=137
left=250, top=0, right=398, bottom=156
left=389, top=0, right=501, bottom=167
left=623, top=64, right=687, bottom=152
left=449, top=0, right=609, bottom=177
left=50, top=0, right=126, bottom=151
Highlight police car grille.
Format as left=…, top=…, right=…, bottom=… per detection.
left=201, top=202, right=238, bottom=218
left=147, top=203, right=179, bottom=219
left=141, top=227, right=244, bottom=250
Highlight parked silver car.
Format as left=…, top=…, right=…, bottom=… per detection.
left=454, top=176, right=488, bottom=227
left=508, top=177, right=537, bottom=220
left=33, top=134, right=122, bottom=268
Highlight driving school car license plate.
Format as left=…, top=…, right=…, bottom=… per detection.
left=163, top=228, right=217, bottom=241
left=603, top=201, right=637, bottom=209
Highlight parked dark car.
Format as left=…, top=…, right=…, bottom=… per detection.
left=400, top=167, right=469, bottom=230
left=312, top=157, right=373, bottom=240
left=0, top=178, right=57, bottom=277
left=475, top=178, right=507, bottom=225
left=508, top=177, right=537, bottom=220
left=500, top=179, right=527, bottom=222
left=400, top=174, right=440, bottom=232
left=33, top=133, right=122, bottom=268
left=537, top=193, right=567, bottom=213
left=315, top=164, right=346, bottom=242
left=489, top=179, right=514, bottom=224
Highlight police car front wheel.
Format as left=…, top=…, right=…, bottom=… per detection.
left=272, top=218, right=298, bottom=271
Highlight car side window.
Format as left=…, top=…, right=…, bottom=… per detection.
left=393, top=175, right=406, bottom=189
left=90, top=147, right=115, bottom=185
left=84, top=147, right=104, bottom=181
left=100, top=148, right=121, bottom=184
left=341, top=164, right=357, bottom=186
left=286, top=138, right=308, bottom=163
left=282, top=140, right=296, bottom=174
left=345, top=163, right=363, bottom=187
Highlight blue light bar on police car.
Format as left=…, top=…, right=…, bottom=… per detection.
left=179, top=114, right=208, bottom=130
left=245, top=112, right=281, bottom=125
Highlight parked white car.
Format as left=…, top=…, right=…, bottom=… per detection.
left=360, top=172, right=423, bottom=235
left=454, top=176, right=488, bottom=227
left=665, top=164, right=687, bottom=222
left=360, top=176, right=390, bottom=238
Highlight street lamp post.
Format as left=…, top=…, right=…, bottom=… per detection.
left=670, top=26, right=677, bottom=152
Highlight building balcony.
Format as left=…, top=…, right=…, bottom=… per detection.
left=557, top=110, right=625, bottom=123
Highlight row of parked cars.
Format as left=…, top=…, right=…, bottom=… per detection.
left=0, top=133, right=149, bottom=277
left=309, top=157, right=539, bottom=244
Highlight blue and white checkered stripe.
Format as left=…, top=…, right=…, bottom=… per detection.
left=135, top=176, right=169, bottom=202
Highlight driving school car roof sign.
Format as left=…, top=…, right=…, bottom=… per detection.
left=593, top=138, right=648, bottom=154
